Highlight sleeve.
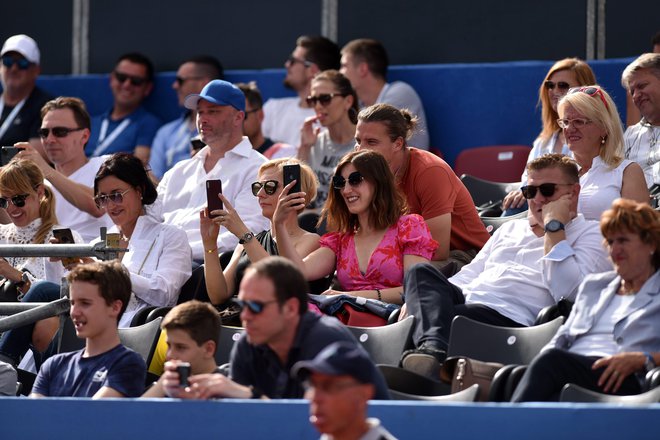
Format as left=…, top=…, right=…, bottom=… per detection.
left=136, top=114, right=162, bottom=148
left=398, top=215, right=438, bottom=259
left=228, top=336, right=253, bottom=386
left=149, top=125, right=169, bottom=179
left=105, top=350, right=146, bottom=397
left=449, top=223, right=500, bottom=288
left=319, top=232, right=342, bottom=255
left=32, top=356, right=57, bottom=396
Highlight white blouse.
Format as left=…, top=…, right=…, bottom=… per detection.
left=578, top=156, right=632, bottom=221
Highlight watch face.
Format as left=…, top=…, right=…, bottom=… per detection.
left=545, top=220, right=564, bottom=232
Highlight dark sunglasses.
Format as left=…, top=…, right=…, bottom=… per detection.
left=94, top=188, right=132, bottom=208
left=251, top=180, right=279, bottom=196
left=113, top=70, right=148, bottom=86
left=286, top=55, right=312, bottom=67
left=0, top=194, right=29, bottom=209
left=1, top=56, right=32, bottom=70
left=568, top=86, right=609, bottom=110
left=332, top=171, right=364, bottom=190
left=544, top=81, right=571, bottom=91
left=175, top=76, right=203, bottom=86
left=520, top=183, right=573, bottom=199
left=306, top=93, right=346, bottom=107
left=233, top=299, right=278, bottom=314
left=38, top=127, right=85, bottom=138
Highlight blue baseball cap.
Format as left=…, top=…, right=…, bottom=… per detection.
left=184, top=80, right=245, bottom=112
left=292, top=342, right=377, bottom=385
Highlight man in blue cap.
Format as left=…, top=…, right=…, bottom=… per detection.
left=154, top=79, right=268, bottom=262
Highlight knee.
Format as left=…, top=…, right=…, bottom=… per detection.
left=21, top=281, right=60, bottom=302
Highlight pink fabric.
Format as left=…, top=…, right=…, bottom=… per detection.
left=319, top=214, right=438, bottom=292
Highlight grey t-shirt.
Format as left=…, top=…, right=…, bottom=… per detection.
left=309, top=130, right=355, bottom=209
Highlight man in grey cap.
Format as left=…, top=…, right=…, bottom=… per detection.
left=154, top=79, right=268, bottom=262
left=293, top=342, right=397, bottom=440
left=0, top=34, right=52, bottom=155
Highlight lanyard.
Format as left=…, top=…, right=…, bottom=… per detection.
left=166, top=118, right=196, bottom=168
left=0, top=97, right=27, bottom=140
left=92, top=117, right=131, bottom=156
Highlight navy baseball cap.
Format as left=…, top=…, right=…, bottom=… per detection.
left=184, top=80, right=245, bottom=112
left=292, top=342, right=377, bottom=385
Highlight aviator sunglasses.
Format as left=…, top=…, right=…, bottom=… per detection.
left=520, top=183, right=574, bottom=199
left=94, top=188, right=132, bottom=208
left=332, top=171, right=364, bottom=190
left=251, top=180, right=279, bottom=196
left=233, top=299, right=278, bottom=314
left=0, top=194, right=29, bottom=209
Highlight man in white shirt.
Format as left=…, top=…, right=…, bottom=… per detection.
left=261, top=35, right=340, bottom=148
left=340, top=39, right=429, bottom=150
left=155, top=80, right=268, bottom=262
left=622, top=53, right=660, bottom=188
left=401, top=154, right=611, bottom=377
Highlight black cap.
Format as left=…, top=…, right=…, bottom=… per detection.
left=292, top=341, right=377, bottom=385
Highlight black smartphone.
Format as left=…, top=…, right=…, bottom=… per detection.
left=53, top=228, right=76, bottom=266
left=206, top=179, right=223, bottom=218
left=0, top=146, right=21, bottom=166
left=283, top=164, right=301, bottom=194
left=176, top=362, right=191, bottom=387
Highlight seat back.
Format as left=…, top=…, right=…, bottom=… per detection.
left=560, top=383, right=660, bottom=404
left=346, top=316, right=414, bottom=366
left=378, top=364, right=449, bottom=396
left=118, top=318, right=162, bottom=366
left=214, top=325, right=245, bottom=366
left=446, top=316, right=563, bottom=364
left=460, top=174, right=520, bottom=208
left=480, top=210, right=528, bottom=235
left=454, top=145, right=531, bottom=182
left=390, top=384, right=479, bottom=401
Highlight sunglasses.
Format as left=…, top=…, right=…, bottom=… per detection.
left=113, top=70, right=148, bottom=87
left=94, top=188, right=132, bottom=208
left=233, top=299, right=278, bottom=314
left=175, top=76, right=203, bottom=86
left=544, top=80, right=571, bottom=91
left=251, top=180, right=279, bottom=196
left=244, top=107, right=261, bottom=119
left=568, top=86, right=609, bottom=110
left=306, top=93, right=346, bottom=107
left=0, top=194, right=29, bottom=209
left=2, top=56, right=32, bottom=70
left=557, top=118, right=592, bottom=129
left=286, top=55, right=312, bottom=68
left=332, top=171, right=364, bottom=190
left=38, top=127, right=85, bottom=138
left=520, top=183, right=574, bottom=199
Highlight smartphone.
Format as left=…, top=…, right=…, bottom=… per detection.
left=0, top=146, right=21, bottom=166
left=176, top=362, right=191, bottom=387
left=283, top=164, right=301, bottom=194
left=206, top=179, right=223, bottom=218
left=53, top=228, right=77, bottom=266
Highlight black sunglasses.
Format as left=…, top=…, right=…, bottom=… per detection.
left=251, top=180, right=279, bottom=196
left=332, top=171, right=364, bottom=190
left=306, top=93, right=346, bottom=107
left=113, top=70, right=148, bottom=87
left=1, top=56, right=32, bottom=70
left=0, top=194, right=29, bottom=209
left=38, top=127, right=85, bottom=138
left=175, top=75, right=203, bottom=86
left=286, top=55, right=312, bottom=68
left=233, top=299, right=278, bottom=314
left=520, top=183, right=573, bottom=199
left=544, top=81, right=571, bottom=91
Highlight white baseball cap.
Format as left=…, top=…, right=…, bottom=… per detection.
left=1, top=34, right=40, bottom=64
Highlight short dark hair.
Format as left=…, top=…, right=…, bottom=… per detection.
left=297, top=35, right=340, bottom=71
left=94, top=153, right=158, bottom=205
left=184, top=55, right=224, bottom=80
left=236, top=81, right=264, bottom=109
left=342, top=38, right=389, bottom=79
left=162, top=301, right=221, bottom=353
left=248, top=256, right=309, bottom=315
left=116, top=52, right=155, bottom=82
left=67, top=261, right=132, bottom=321
left=41, top=97, right=91, bottom=130
left=526, top=153, right=579, bottom=184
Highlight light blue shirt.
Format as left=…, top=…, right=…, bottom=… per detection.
left=149, top=113, right=197, bottom=179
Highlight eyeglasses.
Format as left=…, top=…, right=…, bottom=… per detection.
left=306, top=93, right=346, bottom=107
left=286, top=55, right=312, bottom=68
left=544, top=81, right=571, bottom=91
left=251, top=180, right=279, bottom=196
left=0, top=194, right=29, bottom=209
left=94, top=188, right=133, bottom=208
left=520, top=183, right=574, bottom=199
left=175, top=76, right=203, bottom=86
left=233, top=299, right=278, bottom=315
left=332, top=171, right=364, bottom=190
left=568, top=86, right=609, bottom=110
left=244, top=107, right=261, bottom=119
left=38, top=127, right=85, bottom=138
left=113, top=70, right=148, bottom=87
left=557, top=118, right=592, bottom=129
left=1, top=56, right=32, bottom=70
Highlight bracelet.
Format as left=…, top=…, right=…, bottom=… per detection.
left=375, top=288, right=382, bottom=301
left=206, top=248, right=218, bottom=254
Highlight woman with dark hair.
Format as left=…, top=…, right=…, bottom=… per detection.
left=298, top=70, right=359, bottom=209
left=275, top=149, right=437, bottom=305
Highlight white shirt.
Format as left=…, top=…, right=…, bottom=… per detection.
left=262, top=97, right=315, bottom=147
left=450, top=215, right=611, bottom=326
left=578, top=156, right=632, bottom=221
left=154, top=137, right=269, bottom=260
left=376, top=81, right=429, bottom=150
left=624, top=120, right=660, bottom=188
left=47, top=155, right=114, bottom=243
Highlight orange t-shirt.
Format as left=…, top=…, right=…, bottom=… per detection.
left=399, top=148, right=490, bottom=251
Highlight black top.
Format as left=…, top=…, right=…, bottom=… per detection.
left=0, top=86, right=53, bottom=145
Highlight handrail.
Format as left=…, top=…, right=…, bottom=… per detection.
left=0, top=298, right=70, bottom=333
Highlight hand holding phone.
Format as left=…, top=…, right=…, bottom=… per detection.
left=206, top=180, right=223, bottom=218
left=53, top=228, right=77, bottom=267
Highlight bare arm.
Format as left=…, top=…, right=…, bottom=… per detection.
left=425, top=213, right=451, bottom=260
left=200, top=209, right=233, bottom=305
left=92, top=386, right=125, bottom=399
left=621, top=162, right=650, bottom=204
left=296, top=115, right=320, bottom=164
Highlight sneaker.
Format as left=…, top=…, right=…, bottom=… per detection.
left=401, top=344, right=447, bottom=379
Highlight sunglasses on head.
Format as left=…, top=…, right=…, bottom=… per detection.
left=520, top=183, right=573, bottom=199
left=94, top=188, right=132, bottom=208
left=306, top=93, right=345, bottom=107
left=38, top=127, right=85, bottom=138
left=332, top=171, right=364, bottom=190
left=113, top=70, right=148, bottom=87
left=233, top=299, right=278, bottom=314
left=568, top=86, right=609, bottom=110
left=251, top=180, right=279, bottom=196
left=0, top=194, right=29, bottom=209
left=544, top=80, right=571, bottom=91
left=1, top=56, right=32, bottom=70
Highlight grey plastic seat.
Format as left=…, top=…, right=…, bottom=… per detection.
left=480, top=210, right=528, bottom=235
left=214, top=325, right=245, bottom=366
left=560, top=383, right=660, bottom=404
left=346, top=315, right=414, bottom=366
left=389, top=383, right=480, bottom=401
left=460, top=174, right=520, bottom=208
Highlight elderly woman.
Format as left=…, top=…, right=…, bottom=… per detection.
left=512, top=199, right=660, bottom=401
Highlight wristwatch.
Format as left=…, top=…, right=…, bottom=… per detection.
left=544, top=220, right=565, bottom=233
left=644, top=352, right=656, bottom=372
left=239, top=231, right=255, bottom=244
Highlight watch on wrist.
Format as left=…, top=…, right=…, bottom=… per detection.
left=544, top=220, right=565, bottom=233
left=644, top=352, right=656, bottom=372
left=239, top=231, right=255, bottom=244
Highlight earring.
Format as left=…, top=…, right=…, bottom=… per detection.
left=600, top=136, right=606, bottom=145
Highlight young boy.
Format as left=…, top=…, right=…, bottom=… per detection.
left=142, top=300, right=221, bottom=398
left=30, top=261, right=146, bottom=398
